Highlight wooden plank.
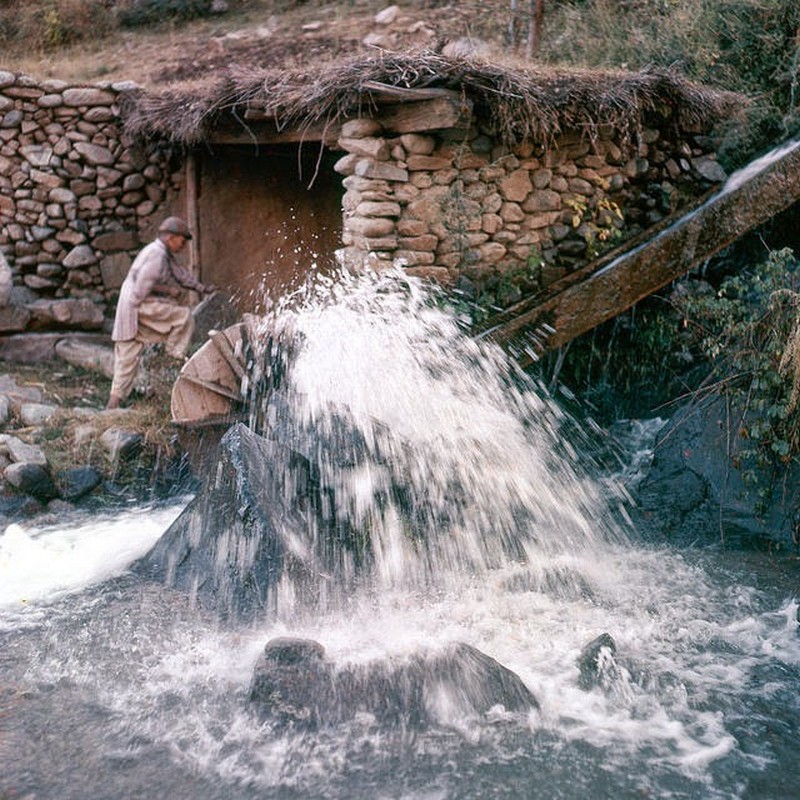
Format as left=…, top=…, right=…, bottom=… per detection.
left=360, top=82, right=461, bottom=102
left=171, top=324, right=245, bottom=423
left=211, top=118, right=341, bottom=146
left=185, top=152, right=200, bottom=274
left=378, top=96, right=473, bottom=133
left=209, top=328, right=245, bottom=379
left=178, top=373, right=243, bottom=401
left=215, top=95, right=473, bottom=144
left=171, top=375, right=233, bottom=422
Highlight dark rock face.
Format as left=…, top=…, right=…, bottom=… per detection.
left=248, top=637, right=538, bottom=730
left=634, top=395, right=800, bottom=547
left=132, top=417, right=384, bottom=619
left=4, top=462, right=59, bottom=501
left=133, top=424, right=299, bottom=618
left=577, top=633, right=618, bottom=691
left=57, top=465, right=103, bottom=501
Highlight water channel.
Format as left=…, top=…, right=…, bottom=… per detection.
left=1, top=271, right=798, bottom=799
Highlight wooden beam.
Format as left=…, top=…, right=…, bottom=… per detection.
left=360, top=82, right=462, bottom=102
left=210, top=95, right=474, bottom=145
left=185, top=152, right=200, bottom=275
left=210, top=118, right=341, bottom=146
left=378, top=96, right=473, bottom=133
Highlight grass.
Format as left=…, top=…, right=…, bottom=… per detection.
left=1, top=359, right=180, bottom=497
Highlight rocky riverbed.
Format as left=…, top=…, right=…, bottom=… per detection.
left=0, top=344, right=192, bottom=528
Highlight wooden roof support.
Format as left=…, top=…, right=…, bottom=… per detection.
left=210, top=90, right=472, bottom=145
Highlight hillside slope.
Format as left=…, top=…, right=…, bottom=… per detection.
left=3, top=1, right=510, bottom=90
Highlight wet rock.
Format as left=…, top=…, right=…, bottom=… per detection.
left=0, top=492, right=43, bottom=518
left=4, top=462, right=59, bottom=501
left=249, top=637, right=538, bottom=729
left=133, top=414, right=383, bottom=618
left=57, top=465, right=103, bottom=501
left=100, top=428, right=143, bottom=462
left=635, top=394, right=800, bottom=546
left=577, top=632, right=617, bottom=690
left=134, top=423, right=312, bottom=616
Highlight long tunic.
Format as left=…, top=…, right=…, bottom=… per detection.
left=112, top=239, right=205, bottom=342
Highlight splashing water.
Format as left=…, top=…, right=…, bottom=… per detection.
left=222, top=268, right=631, bottom=614
left=1, top=268, right=800, bottom=800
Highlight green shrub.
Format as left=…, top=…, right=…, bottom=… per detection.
left=536, top=298, right=688, bottom=421
left=675, top=248, right=800, bottom=501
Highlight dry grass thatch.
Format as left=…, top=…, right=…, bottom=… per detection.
left=120, top=51, right=744, bottom=149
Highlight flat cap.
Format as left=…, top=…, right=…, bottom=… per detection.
left=158, top=216, right=192, bottom=239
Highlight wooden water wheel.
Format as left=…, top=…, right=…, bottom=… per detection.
left=170, top=322, right=249, bottom=424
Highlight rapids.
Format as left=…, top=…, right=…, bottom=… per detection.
left=1, top=270, right=799, bottom=799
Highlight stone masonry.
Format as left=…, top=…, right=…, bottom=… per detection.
left=334, top=116, right=727, bottom=309
left=0, top=70, right=178, bottom=335
left=1, top=69, right=728, bottom=335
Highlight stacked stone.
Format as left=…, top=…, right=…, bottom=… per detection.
left=0, top=70, right=175, bottom=333
left=334, top=117, right=726, bottom=307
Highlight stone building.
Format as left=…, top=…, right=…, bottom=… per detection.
left=0, top=54, right=738, bottom=341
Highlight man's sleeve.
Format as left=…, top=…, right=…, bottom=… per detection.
left=171, top=264, right=206, bottom=293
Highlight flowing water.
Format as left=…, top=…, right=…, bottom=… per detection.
left=1, top=271, right=799, bottom=799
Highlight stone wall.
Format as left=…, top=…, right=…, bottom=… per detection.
left=0, top=70, right=177, bottom=335
left=334, top=117, right=727, bottom=310
left=1, top=69, right=729, bottom=337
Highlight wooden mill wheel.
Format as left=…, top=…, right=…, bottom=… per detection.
left=170, top=322, right=249, bottom=424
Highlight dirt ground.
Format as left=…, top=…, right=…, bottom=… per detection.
left=6, top=1, right=506, bottom=90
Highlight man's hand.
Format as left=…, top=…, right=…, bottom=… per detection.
left=202, top=283, right=218, bottom=296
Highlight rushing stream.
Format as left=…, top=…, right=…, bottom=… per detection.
left=1, top=270, right=799, bottom=799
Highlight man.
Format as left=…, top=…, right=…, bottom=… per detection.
left=106, top=216, right=216, bottom=410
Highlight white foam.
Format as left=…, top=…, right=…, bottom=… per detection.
left=0, top=501, right=187, bottom=612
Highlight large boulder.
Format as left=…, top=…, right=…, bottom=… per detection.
left=248, top=637, right=538, bottom=729
left=634, top=394, right=800, bottom=546
left=134, top=354, right=419, bottom=618
left=133, top=420, right=372, bottom=618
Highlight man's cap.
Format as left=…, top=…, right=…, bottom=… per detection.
left=158, top=216, right=192, bottom=239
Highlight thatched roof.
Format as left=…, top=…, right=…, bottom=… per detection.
left=120, top=52, right=743, bottom=149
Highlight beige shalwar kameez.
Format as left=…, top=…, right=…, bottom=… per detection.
left=110, top=238, right=206, bottom=402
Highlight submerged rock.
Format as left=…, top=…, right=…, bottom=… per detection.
left=248, top=637, right=538, bottom=729
left=577, top=632, right=618, bottom=691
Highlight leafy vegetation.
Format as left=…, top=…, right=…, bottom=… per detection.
left=674, top=248, right=800, bottom=491
left=537, top=298, right=690, bottom=421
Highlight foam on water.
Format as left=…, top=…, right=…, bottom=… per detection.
left=0, top=502, right=187, bottom=621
